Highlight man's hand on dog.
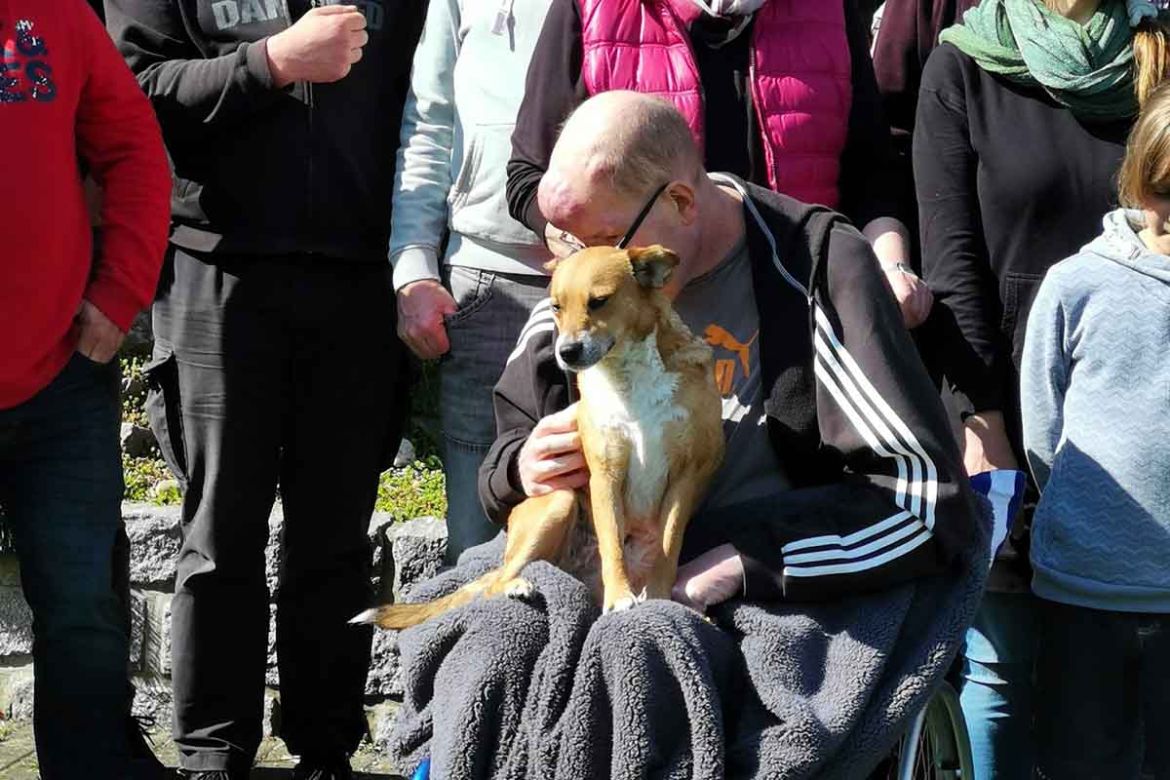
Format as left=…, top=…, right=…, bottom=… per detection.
left=519, top=404, right=590, bottom=496
left=671, top=543, right=745, bottom=612
left=397, top=279, right=458, bottom=360
left=520, top=401, right=745, bottom=613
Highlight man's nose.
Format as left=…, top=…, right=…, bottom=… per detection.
left=558, top=341, right=584, bottom=364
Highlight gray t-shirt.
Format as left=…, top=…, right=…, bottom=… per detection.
left=673, top=240, right=789, bottom=511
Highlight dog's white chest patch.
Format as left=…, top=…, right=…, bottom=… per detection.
left=580, top=331, right=684, bottom=519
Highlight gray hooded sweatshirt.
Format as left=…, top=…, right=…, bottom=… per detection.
left=1021, top=209, right=1170, bottom=613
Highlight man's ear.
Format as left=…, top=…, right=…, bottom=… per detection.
left=627, top=245, right=680, bottom=289
left=667, top=181, right=699, bottom=226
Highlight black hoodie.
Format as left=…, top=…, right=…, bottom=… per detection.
left=481, top=176, right=982, bottom=602
left=105, top=0, right=424, bottom=262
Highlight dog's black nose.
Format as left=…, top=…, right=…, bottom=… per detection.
left=558, top=341, right=584, bottom=365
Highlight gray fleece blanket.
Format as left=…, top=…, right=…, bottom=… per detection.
left=388, top=517, right=989, bottom=780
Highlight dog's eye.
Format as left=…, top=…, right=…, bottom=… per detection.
left=587, top=296, right=609, bottom=312
left=550, top=301, right=561, bottom=314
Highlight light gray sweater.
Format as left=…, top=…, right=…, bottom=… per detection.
left=1021, top=209, right=1170, bottom=613
left=387, top=0, right=552, bottom=292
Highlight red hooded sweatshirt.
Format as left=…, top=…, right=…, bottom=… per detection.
left=0, top=0, right=170, bottom=409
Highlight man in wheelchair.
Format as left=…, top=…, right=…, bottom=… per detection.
left=389, top=92, right=988, bottom=779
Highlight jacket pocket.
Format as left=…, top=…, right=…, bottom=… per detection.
left=448, top=130, right=483, bottom=211
left=448, top=123, right=541, bottom=247
left=143, top=347, right=189, bottom=488
left=1001, top=272, right=1045, bottom=370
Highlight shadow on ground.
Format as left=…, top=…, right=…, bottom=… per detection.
left=233, top=771, right=400, bottom=779
left=148, top=772, right=401, bottom=779
left=0, top=723, right=405, bottom=779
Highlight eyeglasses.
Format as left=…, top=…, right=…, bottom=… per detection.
left=552, top=229, right=587, bottom=255
left=616, top=182, right=670, bottom=249
left=550, top=181, right=671, bottom=256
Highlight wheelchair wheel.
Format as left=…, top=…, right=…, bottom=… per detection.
left=887, top=682, right=975, bottom=780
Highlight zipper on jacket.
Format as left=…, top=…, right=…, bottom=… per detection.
left=677, top=15, right=707, bottom=110
left=491, top=0, right=515, bottom=35
left=306, top=0, right=317, bottom=251
left=747, top=57, right=760, bottom=186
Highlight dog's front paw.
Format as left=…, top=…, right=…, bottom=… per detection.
left=603, top=590, right=645, bottom=613
left=503, top=578, right=535, bottom=600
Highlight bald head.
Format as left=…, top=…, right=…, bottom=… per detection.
left=541, top=92, right=703, bottom=225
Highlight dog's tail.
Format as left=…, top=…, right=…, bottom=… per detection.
left=349, top=570, right=501, bottom=630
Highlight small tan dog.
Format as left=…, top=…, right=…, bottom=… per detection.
left=353, top=245, right=724, bottom=628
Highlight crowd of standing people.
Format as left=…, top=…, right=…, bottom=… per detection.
left=1, top=0, right=1169, bottom=777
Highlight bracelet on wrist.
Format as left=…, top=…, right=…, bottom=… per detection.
left=883, top=262, right=916, bottom=276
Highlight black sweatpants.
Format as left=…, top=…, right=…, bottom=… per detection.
left=147, top=248, right=403, bottom=773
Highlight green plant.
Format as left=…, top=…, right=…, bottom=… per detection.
left=119, top=356, right=149, bottom=428
left=151, top=480, right=183, bottom=505
left=375, top=456, right=446, bottom=520
left=122, top=455, right=180, bottom=505
left=115, top=352, right=451, bottom=519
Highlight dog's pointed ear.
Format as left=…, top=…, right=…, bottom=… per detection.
left=628, top=245, right=679, bottom=289
left=543, top=257, right=560, bottom=274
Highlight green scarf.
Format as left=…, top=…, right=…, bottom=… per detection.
left=939, top=0, right=1138, bottom=120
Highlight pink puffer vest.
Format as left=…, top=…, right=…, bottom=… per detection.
left=578, top=0, right=851, bottom=208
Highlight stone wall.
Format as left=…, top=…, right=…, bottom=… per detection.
left=0, top=504, right=448, bottom=757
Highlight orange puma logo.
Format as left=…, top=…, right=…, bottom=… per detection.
left=704, top=325, right=758, bottom=397
left=704, top=324, right=757, bottom=374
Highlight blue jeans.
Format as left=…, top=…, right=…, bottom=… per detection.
left=1034, top=601, right=1170, bottom=779
left=958, top=590, right=1037, bottom=780
left=0, top=353, right=130, bottom=779
left=439, top=267, right=547, bottom=563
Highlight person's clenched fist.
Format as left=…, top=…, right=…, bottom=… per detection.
left=266, top=5, right=368, bottom=88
